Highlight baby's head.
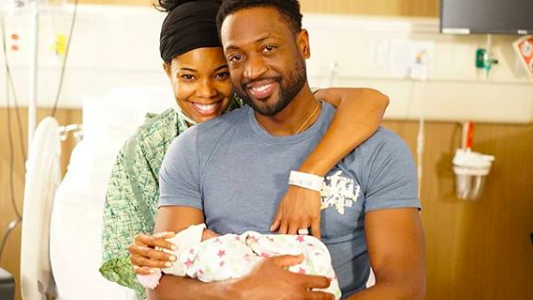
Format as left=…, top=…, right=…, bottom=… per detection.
left=201, top=228, right=219, bottom=241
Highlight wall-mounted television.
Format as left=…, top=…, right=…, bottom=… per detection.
left=440, top=0, right=533, bottom=35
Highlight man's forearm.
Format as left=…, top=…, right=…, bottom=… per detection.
left=148, top=274, right=237, bottom=300
left=346, top=283, right=425, bottom=300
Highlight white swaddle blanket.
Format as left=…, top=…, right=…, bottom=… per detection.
left=138, top=224, right=342, bottom=299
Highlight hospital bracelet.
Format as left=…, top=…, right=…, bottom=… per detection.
left=288, top=171, right=323, bottom=192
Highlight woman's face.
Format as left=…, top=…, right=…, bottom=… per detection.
left=164, top=47, right=234, bottom=123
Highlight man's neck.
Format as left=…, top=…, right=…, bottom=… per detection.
left=254, top=84, right=321, bottom=137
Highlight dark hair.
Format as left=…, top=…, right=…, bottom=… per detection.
left=156, top=0, right=222, bottom=13
left=216, top=0, right=303, bottom=34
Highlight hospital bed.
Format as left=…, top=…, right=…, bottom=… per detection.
left=20, top=87, right=172, bottom=300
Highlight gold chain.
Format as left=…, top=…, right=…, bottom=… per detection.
left=295, top=99, right=320, bottom=134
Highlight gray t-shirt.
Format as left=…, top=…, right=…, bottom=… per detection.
left=160, top=103, right=420, bottom=298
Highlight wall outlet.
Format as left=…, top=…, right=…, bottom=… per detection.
left=371, top=38, right=434, bottom=80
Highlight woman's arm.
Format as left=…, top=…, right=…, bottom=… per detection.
left=303, top=87, right=389, bottom=175
left=271, top=88, right=389, bottom=237
left=100, top=141, right=157, bottom=297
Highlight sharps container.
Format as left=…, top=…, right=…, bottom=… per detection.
left=452, top=149, right=495, bottom=200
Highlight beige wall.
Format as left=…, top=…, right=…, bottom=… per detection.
left=69, top=0, right=441, bottom=17
left=300, top=0, right=440, bottom=17
left=386, top=120, right=533, bottom=300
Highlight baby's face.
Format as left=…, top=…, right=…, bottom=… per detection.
left=201, top=229, right=219, bottom=241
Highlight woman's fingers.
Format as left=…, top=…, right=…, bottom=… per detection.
left=134, top=233, right=176, bottom=251
left=274, top=186, right=323, bottom=238
left=131, top=243, right=176, bottom=260
left=288, top=221, right=302, bottom=235
left=153, top=231, right=176, bottom=239
left=279, top=219, right=289, bottom=235
left=131, top=253, right=174, bottom=269
left=310, top=216, right=321, bottom=239
left=270, top=210, right=282, bottom=232
left=132, top=265, right=156, bottom=275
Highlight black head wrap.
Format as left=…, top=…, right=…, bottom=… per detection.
left=160, top=0, right=221, bottom=63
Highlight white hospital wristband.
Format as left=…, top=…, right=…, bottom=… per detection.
left=288, top=171, right=323, bottom=192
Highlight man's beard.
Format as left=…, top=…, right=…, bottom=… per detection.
left=236, top=59, right=307, bottom=116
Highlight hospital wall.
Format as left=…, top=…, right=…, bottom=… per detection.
left=68, top=0, right=441, bottom=17
left=0, top=2, right=532, bottom=300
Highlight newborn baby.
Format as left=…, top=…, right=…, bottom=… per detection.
left=137, top=224, right=341, bottom=299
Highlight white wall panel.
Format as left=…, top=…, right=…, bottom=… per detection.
left=0, top=5, right=531, bottom=123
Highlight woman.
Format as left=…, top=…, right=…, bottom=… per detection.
left=100, top=0, right=389, bottom=298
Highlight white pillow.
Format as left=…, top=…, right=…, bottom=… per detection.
left=50, top=86, right=174, bottom=300
left=82, top=86, right=174, bottom=155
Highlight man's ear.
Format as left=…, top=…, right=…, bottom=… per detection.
left=297, top=29, right=311, bottom=59
left=163, top=61, right=172, bottom=79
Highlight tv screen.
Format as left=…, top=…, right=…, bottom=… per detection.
left=440, top=0, right=533, bottom=35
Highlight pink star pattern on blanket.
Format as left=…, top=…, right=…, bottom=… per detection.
left=217, top=249, right=226, bottom=258
left=185, top=258, right=193, bottom=268
left=138, top=228, right=342, bottom=300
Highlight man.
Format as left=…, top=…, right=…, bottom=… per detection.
left=149, top=0, right=425, bottom=299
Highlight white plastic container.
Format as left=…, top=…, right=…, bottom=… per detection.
left=453, top=149, right=495, bottom=200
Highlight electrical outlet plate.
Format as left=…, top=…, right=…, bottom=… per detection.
left=371, top=39, right=434, bottom=80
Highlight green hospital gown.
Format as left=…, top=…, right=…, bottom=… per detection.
left=100, top=99, right=241, bottom=299
left=100, top=108, right=185, bottom=298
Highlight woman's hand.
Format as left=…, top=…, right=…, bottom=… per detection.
left=270, top=185, right=322, bottom=238
left=129, top=228, right=220, bottom=275
left=129, top=232, right=177, bottom=275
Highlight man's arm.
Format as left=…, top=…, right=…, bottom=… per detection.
left=348, top=208, right=426, bottom=300
left=348, top=130, right=426, bottom=300
left=148, top=274, right=233, bottom=300
left=149, top=206, right=334, bottom=300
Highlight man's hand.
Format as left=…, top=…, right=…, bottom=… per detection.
left=230, top=254, right=334, bottom=300
left=270, top=185, right=322, bottom=238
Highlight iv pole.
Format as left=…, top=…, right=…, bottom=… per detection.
left=28, top=0, right=38, bottom=151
